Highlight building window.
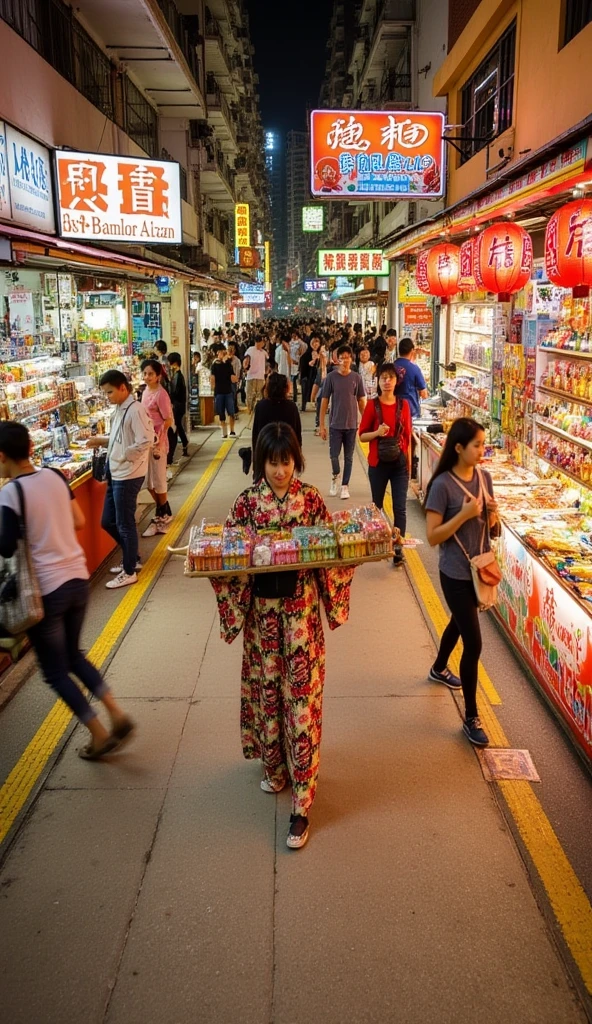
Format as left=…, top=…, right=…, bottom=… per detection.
left=563, top=0, right=592, bottom=45
left=460, top=20, right=516, bottom=165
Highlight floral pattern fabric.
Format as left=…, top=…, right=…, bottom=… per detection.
left=210, top=478, right=354, bottom=815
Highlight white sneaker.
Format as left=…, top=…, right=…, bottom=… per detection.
left=156, top=518, right=171, bottom=534
left=106, top=571, right=138, bottom=590
left=340, top=485, right=350, bottom=500
left=166, top=469, right=173, bottom=482
left=110, top=561, right=142, bottom=574
left=142, top=518, right=161, bottom=537
left=329, top=475, right=339, bottom=496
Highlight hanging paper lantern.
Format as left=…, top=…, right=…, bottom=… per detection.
left=425, top=243, right=460, bottom=299
left=545, top=199, right=592, bottom=298
left=474, top=223, right=533, bottom=301
left=458, top=237, right=478, bottom=291
left=415, top=250, right=430, bottom=294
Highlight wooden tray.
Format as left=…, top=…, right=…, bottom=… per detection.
left=179, top=550, right=394, bottom=578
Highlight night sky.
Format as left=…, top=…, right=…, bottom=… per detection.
left=245, top=0, right=335, bottom=134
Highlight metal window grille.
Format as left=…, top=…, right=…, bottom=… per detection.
left=124, top=77, right=159, bottom=158
left=460, top=20, right=516, bottom=165
left=564, top=0, right=592, bottom=45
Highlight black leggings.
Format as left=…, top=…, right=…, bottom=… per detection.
left=434, top=572, right=482, bottom=719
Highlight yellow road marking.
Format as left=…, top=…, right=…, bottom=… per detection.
left=0, top=441, right=233, bottom=846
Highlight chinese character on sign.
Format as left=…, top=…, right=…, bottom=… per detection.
left=58, top=160, right=109, bottom=212
left=348, top=252, right=359, bottom=272
left=336, top=252, right=346, bottom=271
left=380, top=116, right=430, bottom=151
left=566, top=211, right=587, bottom=258
left=488, top=233, right=515, bottom=269
left=118, top=163, right=169, bottom=217
left=327, top=116, right=370, bottom=151
left=360, top=253, right=370, bottom=271
left=371, top=253, right=383, bottom=272
left=323, top=253, right=335, bottom=271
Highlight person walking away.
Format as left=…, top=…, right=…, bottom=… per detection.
left=359, top=363, right=412, bottom=566
left=288, top=329, right=307, bottom=406
left=87, top=370, right=153, bottom=588
left=357, top=344, right=377, bottom=399
left=140, top=358, right=174, bottom=537
left=301, top=335, right=321, bottom=412
left=252, top=372, right=302, bottom=454
left=394, top=337, right=429, bottom=480
left=243, top=335, right=268, bottom=412
left=0, top=423, right=135, bottom=758
left=209, top=422, right=355, bottom=849
left=210, top=344, right=237, bottom=437
left=166, top=352, right=189, bottom=464
left=319, top=344, right=366, bottom=500
left=310, top=340, right=328, bottom=434
left=424, top=418, right=499, bottom=747
left=227, top=341, right=242, bottom=418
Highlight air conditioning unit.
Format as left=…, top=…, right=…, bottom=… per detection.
left=486, top=128, right=515, bottom=178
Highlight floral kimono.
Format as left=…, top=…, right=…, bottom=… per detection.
left=210, top=477, right=354, bottom=816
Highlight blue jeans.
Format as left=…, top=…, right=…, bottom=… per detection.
left=28, top=579, right=108, bottom=723
left=101, top=470, right=144, bottom=575
left=329, top=427, right=357, bottom=485
left=368, top=455, right=409, bottom=538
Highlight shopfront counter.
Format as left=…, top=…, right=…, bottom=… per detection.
left=71, top=471, right=117, bottom=574
left=418, top=432, right=592, bottom=765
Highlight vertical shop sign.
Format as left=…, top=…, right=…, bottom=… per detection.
left=55, top=152, right=182, bottom=242
left=5, top=125, right=55, bottom=233
left=310, top=110, right=445, bottom=200
left=235, top=202, right=250, bottom=248
left=8, top=291, right=35, bottom=334
left=264, top=240, right=271, bottom=290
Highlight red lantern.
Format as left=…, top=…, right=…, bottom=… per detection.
left=458, top=237, right=477, bottom=291
left=545, top=199, right=592, bottom=298
left=474, top=223, right=533, bottom=301
left=425, top=243, right=460, bottom=299
left=416, top=250, right=430, bottom=294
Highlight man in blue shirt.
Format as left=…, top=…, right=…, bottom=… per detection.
left=394, top=337, right=428, bottom=480
left=393, top=337, right=428, bottom=419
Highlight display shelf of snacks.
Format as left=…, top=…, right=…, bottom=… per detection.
left=451, top=304, right=494, bottom=371
left=535, top=415, right=592, bottom=454
left=183, top=507, right=394, bottom=577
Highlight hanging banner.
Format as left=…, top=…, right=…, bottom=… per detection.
left=55, top=151, right=182, bottom=242
left=318, top=249, right=389, bottom=276
left=235, top=202, right=250, bottom=248
left=310, top=109, right=445, bottom=200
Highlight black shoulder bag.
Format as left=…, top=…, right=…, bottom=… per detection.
left=374, top=397, right=404, bottom=462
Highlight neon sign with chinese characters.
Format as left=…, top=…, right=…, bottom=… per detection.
left=310, top=110, right=445, bottom=201
left=235, top=202, right=250, bottom=248
left=54, top=152, right=182, bottom=243
left=317, top=249, right=389, bottom=277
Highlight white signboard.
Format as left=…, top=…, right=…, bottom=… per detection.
left=55, top=152, right=182, bottom=243
left=9, top=291, right=35, bottom=333
left=5, top=125, right=55, bottom=233
left=0, top=123, right=10, bottom=219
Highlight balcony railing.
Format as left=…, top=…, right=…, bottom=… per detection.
left=195, top=139, right=235, bottom=194
left=155, top=0, right=202, bottom=89
left=123, top=76, right=159, bottom=158
left=206, top=76, right=234, bottom=133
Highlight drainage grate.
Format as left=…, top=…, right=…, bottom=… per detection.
left=479, top=748, right=541, bottom=783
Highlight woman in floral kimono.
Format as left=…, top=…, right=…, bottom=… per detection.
left=211, top=422, right=354, bottom=850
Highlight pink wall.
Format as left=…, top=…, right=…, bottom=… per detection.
left=0, top=21, right=146, bottom=157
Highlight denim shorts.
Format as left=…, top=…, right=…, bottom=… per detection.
left=214, top=393, right=235, bottom=420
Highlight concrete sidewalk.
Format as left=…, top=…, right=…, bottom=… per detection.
left=0, top=418, right=587, bottom=1024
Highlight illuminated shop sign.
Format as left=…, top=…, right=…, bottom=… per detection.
left=55, top=152, right=182, bottom=243
left=310, top=110, right=445, bottom=200
left=235, top=202, right=250, bottom=247
left=0, top=123, right=55, bottom=232
left=317, top=249, right=389, bottom=277
left=302, top=206, right=324, bottom=232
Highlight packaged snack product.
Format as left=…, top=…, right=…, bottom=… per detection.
left=187, top=526, right=223, bottom=571
left=271, top=537, right=300, bottom=565
left=292, top=526, right=337, bottom=562
left=222, top=527, right=251, bottom=571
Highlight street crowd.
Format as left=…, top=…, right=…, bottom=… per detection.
left=0, top=315, right=499, bottom=850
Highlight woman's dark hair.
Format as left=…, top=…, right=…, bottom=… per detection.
left=0, top=421, right=30, bottom=461
left=99, top=369, right=131, bottom=390
left=253, top=422, right=305, bottom=483
left=424, top=418, right=485, bottom=506
left=266, top=372, right=289, bottom=401
left=378, top=362, right=398, bottom=379
left=141, top=358, right=163, bottom=377
left=336, top=343, right=352, bottom=356
left=168, top=352, right=182, bottom=367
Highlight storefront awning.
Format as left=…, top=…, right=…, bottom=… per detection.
left=383, top=124, right=592, bottom=260
left=0, top=222, right=229, bottom=291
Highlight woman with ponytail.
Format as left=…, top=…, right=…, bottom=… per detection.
left=424, top=418, right=499, bottom=747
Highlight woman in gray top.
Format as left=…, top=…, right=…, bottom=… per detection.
left=424, top=419, right=499, bottom=749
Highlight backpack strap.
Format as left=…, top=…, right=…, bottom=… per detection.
left=373, top=397, right=404, bottom=440
left=447, top=471, right=485, bottom=557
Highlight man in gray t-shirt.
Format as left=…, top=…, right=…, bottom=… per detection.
left=319, top=345, right=366, bottom=499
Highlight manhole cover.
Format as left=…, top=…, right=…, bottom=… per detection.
left=479, top=749, right=540, bottom=782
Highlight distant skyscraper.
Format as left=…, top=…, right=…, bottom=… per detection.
left=286, top=130, right=315, bottom=287
left=265, top=129, right=287, bottom=291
